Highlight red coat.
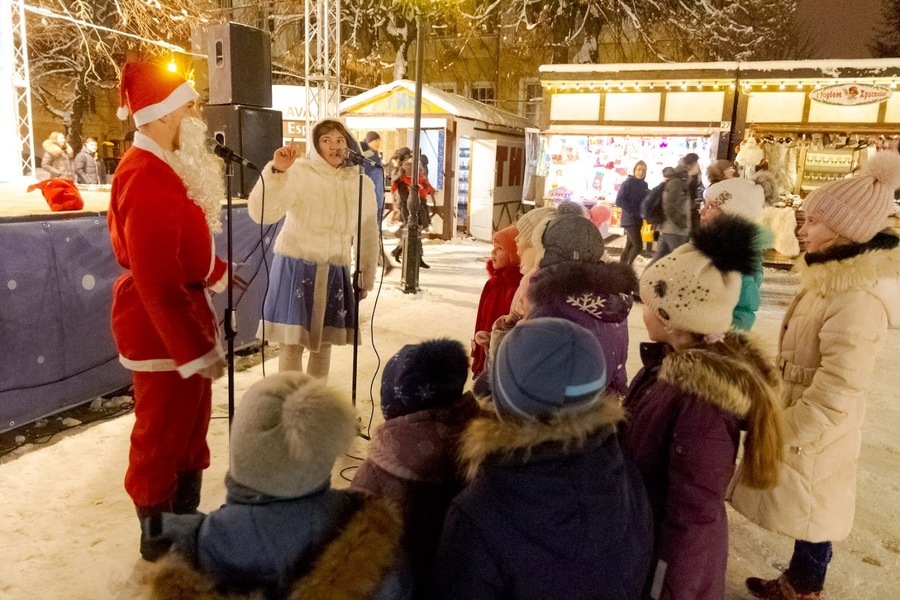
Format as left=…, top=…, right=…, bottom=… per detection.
left=471, top=261, right=522, bottom=376
left=107, top=133, right=226, bottom=378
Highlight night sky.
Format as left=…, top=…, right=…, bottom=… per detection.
left=799, top=0, right=882, bottom=58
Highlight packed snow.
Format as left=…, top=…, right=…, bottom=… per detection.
left=0, top=237, right=898, bottom=599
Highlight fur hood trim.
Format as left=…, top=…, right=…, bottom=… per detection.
left=797, top=237, right=900, bottom=297
left=528, top=260, right=638, bottom=304
left=142, top=496, right=403, bottom=600
left=459, top=398, right=624, bottom=481
left=658, top=332, right=780, bottom=419
left=42, top=139, right=72, bottom=158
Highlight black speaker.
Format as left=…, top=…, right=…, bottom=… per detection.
left=204, top=105, right=283, bottom=198
left=207, top=22, right=272, bottom=107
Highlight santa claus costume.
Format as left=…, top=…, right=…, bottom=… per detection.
left=107, top=61, right=227, bottom=559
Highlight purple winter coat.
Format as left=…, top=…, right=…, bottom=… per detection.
left=620, top=337, right=776, bottom=600
left=527, top=260, right=638, bottom=396
left=352, top=394, right=479, bottom=596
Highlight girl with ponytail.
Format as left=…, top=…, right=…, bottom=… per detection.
left=620, top=215, right=783, bottom=599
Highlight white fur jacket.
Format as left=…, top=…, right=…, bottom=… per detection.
left=248, top=149, right=378, bottom=291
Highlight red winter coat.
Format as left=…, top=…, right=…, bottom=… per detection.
left=471, top=261, right=523, bottom=376
left=107, top=133, right=226, bottom=378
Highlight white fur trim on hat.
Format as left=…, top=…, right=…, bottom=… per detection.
left=116, top=105, right=130, bottom=121
left=131, top=81, right=199, bottom=127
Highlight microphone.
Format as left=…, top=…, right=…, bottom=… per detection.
left=342, top=147, right=365, bottom=166
left=213, top=142, right=258, bottom=171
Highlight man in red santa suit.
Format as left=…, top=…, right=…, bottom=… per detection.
left=107, top=61, right=228, bottom=561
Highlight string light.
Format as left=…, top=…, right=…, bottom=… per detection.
left=167, top=60, right=178, bottom=73
left=892, top=81, right=898, bottom=89
left=665, top=82, right=671, bottom=90
left=680, top=81, right=687, bottom=90
left=779, top=82, right=786, bottom=90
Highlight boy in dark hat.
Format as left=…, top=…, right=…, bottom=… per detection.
left=433, top=318, right=653, bottom=599
left=353, top=339, right=478, bottom=597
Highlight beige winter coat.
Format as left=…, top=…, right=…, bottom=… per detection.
left=730, top=238, right=900, bottom=542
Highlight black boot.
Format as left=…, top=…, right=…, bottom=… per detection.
left=136, top=501, right=173, bottom=562
left=172, top=470, right=202, bottom=515
left=419, top=258, right=430, bottom=269
left=391, top=245, right=403, bottom=262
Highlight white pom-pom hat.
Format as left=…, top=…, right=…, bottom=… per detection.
left=117, top=62, right=199, bottom=127
left=803, top=151, right=900, bottom=243
left=228, top=372, right=356, bottom=498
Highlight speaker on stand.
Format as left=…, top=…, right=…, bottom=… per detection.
left=204, top=22, right=282, bottom=424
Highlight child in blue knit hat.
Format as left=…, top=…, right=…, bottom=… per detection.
left=432, top=318, right=653, bottom=599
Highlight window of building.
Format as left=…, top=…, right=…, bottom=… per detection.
left=470, top=83, right=495, bottom=105
left=521, top=79, right=542, bottom=122
left=432, top=82, right=458, bottom=94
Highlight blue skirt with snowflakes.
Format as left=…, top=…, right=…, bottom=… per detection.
left=257, top=254, right=356, bottom=351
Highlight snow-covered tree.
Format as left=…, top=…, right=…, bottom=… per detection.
left=871, top=0, right=900, bottom=57
left=26, top=0, right=213, bottom=146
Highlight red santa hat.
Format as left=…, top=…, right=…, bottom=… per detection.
left=117, top=62, right=199, bottom=127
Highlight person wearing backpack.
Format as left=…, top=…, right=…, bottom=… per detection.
left=616, top=160, right=649, bottom=266
left=649, top=164, right=691, bottom=266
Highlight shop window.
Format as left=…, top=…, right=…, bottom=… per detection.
left=470, top=83, right=495, bottom=105
left=521, top=80, right=542, bottom=122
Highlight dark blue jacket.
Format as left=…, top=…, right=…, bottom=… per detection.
left=152, top=477, right=411, bottom=599
left=615, top=176, right=649, bottom=227
left=432, top=401, right=653, bottom=599
left=361, top=140, right=385, bottom=216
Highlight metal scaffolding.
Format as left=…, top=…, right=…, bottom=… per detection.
left=304, top=0, right=340, bottom=138
left=0, top=0, right=35, bottom=182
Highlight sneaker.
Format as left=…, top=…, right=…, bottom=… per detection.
left=746, top=575, right=822, bottom=600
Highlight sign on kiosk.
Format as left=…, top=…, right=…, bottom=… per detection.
left=810, top=83, right=892, bottom=106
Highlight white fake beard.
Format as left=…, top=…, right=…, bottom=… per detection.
left=165, top=116, right=224, bottom=234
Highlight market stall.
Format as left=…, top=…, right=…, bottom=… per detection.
left=534, top=62, right=737, bottom=230
left=341, top=80, right=535, bottom=242
left=535, top=59, right=900, bottom=253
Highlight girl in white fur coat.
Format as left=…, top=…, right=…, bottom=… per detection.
left=730, top=152, right=900, bottom=600
left=248, top=119, right=378, bottom=379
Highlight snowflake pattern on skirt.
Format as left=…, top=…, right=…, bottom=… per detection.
left=262, top=253, right=356, bottom=338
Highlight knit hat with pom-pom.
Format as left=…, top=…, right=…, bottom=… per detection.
left=640, top=215, right=762, bottom=335
left=380, top=339, right=470, bottom=420
left=228, top=372, right=356, bottom=498
left=516, top=206, right=557, bottom=250
left=803, top=151, right=900, bottom=243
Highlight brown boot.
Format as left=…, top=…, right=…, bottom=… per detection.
left=746, top=574, right=822, bottom=600
left=136, top=500, right=172, bottom=562
left=172, top=470, right=202, bottom=515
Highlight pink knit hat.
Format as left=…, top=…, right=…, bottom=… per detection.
left=803, top=152, right=900, bottom=243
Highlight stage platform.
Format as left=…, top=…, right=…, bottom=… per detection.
left=0, top=183, right=278, bottom=433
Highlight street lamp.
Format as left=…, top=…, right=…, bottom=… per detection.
left=400, top=13, right=425, bottom=294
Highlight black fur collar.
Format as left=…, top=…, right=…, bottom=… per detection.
left=805, top=231, right=899, bottom=266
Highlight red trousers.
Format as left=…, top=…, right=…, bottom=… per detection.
left=125, top=370, right=212, bottom=508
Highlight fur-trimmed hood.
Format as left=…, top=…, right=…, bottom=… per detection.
left=656, top=332, right=781, bottom=419
left=797, top=232, right=900, bottom=327
left=527, top=261, right=637, bottom=324
left=459, top=398, right=624, bottom=481
left=141, top=494, right=404, bottom=600
left=42, top=138, right=73, bottom=158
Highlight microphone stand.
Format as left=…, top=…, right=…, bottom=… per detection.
left=224, top=160, right=237, bottom=429
left=350, top=150, right=384, bottom=410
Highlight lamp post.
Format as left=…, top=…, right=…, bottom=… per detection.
left=400, top=13, right=425, bottom=294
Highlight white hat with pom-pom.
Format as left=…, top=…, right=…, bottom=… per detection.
left=116, top=62, right=199, bottom=127
left=803, top=151, right=900, bottom=243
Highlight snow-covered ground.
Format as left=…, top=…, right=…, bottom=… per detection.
left=0, top=237, right=898, bottom=599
